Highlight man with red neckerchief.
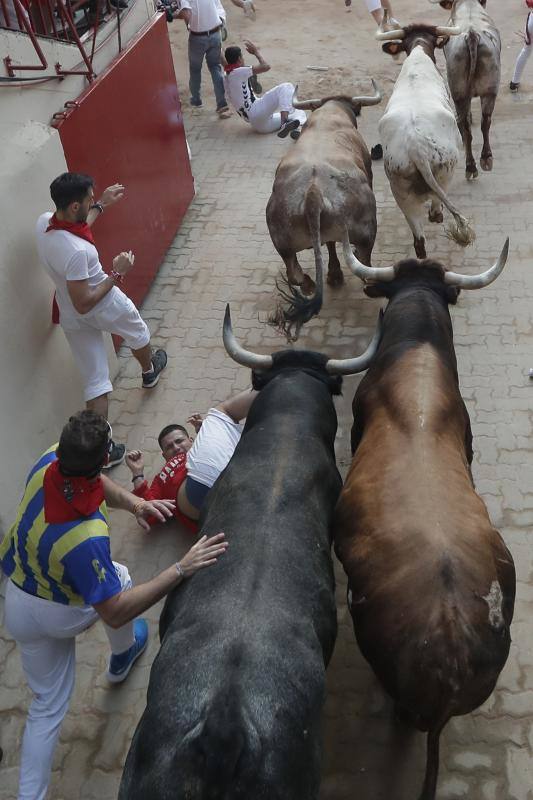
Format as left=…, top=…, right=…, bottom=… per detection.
left=35, top=172, right=168, bottom=468
left=0, top=410, right=227, bottom=800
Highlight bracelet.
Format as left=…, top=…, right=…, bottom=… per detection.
left=132, top=474, right=144, bottom=482
left=132, top=500, right=146, bottom=516
left=110, top=269, right=125, bottom=285
left=175, top=562, right=185, bottom=580
left=90, top=202, right=104, bottom=214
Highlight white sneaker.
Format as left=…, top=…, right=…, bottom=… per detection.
left=243, top=0, right=256, bottom=19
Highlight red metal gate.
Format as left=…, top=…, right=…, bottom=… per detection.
left=54, top=13, right=194, bottom=314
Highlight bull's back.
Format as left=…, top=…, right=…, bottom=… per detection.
left=334, top=345, right=515, bottom=726
left=121, top=378, right=341, bottom=799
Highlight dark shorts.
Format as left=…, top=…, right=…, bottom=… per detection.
left=185, top=476, right=210, bottom=510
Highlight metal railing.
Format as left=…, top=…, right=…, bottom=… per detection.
left=1, top=0, right=119, bottom=80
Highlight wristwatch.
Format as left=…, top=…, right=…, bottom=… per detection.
left=90, top=202, right=104, bottom=214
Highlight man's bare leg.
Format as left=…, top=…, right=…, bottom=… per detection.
left=87, top=393, right=109, bottom=419
left=370, top=0, right=394, bottom=26
left=218, top=389, right=259, bottom=422
left=132, top=343, right=153, bottom=373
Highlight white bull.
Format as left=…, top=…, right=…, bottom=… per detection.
left=377, top=20, right=475, bottom=259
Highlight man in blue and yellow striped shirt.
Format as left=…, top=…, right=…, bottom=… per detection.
left=1, top=410, right=227, bottom=800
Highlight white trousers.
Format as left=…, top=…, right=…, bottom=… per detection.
left=364, top=0, right=382, bottom=11
left=247, top=82, right=307, bottom=134
left=186, top=408, right=243, bottom=488
left=4, top=563, right=135, bottom=800
left=512, top=14, right=533, bottom=83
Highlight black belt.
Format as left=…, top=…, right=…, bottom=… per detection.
left=189, top=25, right=221, bottom=36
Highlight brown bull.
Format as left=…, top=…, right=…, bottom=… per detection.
left=266, top=82, right=381, bottom=341
left=334, top=240, right=516, bottom=800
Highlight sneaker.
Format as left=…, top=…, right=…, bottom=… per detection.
left=277, top=119, right=300, bottom=139
left=102, top=440, right=126, bottom=469
left=290, top=129, right=301, bottom=141
left=509, top=82, right=519, bottom=93
left=107, top=619, right=148, bottom=684
left=142, top=349, right=168, bottom=388
left=216, top=104, right=231, bottom=116
left=528, top=368, right=533, bottom=379
left=243, top=0, right=256, bottom=19
left=190, top=97, right=203, bottom=107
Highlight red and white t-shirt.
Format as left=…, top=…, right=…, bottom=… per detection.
left=133, top=452, right=198, bottom=533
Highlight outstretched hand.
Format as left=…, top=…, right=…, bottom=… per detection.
left=99, top=183, right=125, bottom=207
left=187, top=413, right=204, bottom=433
left=244, top=39, right=258, bottom=54
left=179, top=533, right=228, bottom=577
left=126, top=449, right=145, bottom=476
left=134, top=499, right=175, bottom=531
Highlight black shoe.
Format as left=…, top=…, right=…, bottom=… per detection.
left=509, top=81, right=519, bottom=93
left=277, top=119, right=300, bottom=138
left=142, top=349, right=168, bottom=388
left=110, top=0, right=128, bottom=8
left=371, top=143, right=383, bottom=160
left=102, top=440, right=126, bottom=469
left=290, top=129, right=301, bottom=141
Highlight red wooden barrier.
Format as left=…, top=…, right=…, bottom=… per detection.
left=54, top=14, right=194, bottom=327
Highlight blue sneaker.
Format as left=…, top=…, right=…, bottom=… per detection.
left=106, top=619, right=148, bottom=684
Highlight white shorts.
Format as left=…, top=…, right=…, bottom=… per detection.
left=364, top=0, right=382, bottom=11
left=186, top=408, right=243, bottom=488
left=62, top=288, right=150, bottom=402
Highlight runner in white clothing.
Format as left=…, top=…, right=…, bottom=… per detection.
left=510, top=6, right=533, bottom=92
left=223, top=40, right=307, bottom=137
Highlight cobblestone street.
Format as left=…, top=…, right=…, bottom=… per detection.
left=2, top=0, right=533, bottom=798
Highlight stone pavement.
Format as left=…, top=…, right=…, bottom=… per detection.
left=2, top=1, right=533, bottom=798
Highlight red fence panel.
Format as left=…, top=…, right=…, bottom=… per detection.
left=54, top=13, right=194, bottom=324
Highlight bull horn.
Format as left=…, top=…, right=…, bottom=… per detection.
left=342, top=236, right=396, bottom=282
left=435, top=25, right=461, bottom=36
left=351, top=78, right=383, bottom=107
left=292, top=85, right=325, bottom=111
left=375, top=27, right=404, bottom=40
left=444, top=238, right=510, bottom=290
left=223, top=305, right=273, bottom=369
left=326, top=310, right=384, bottom=375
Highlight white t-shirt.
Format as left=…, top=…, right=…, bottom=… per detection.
left=224, top=66, right=256, bottom=118
left=177, top=0, right=225, bottom=31
left=35, top=212, right=108, bottom=326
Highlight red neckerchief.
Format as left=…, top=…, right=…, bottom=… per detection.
left=43, top=459, right=105, bottom=523
left=224, top=62, right=242, bottom=74
left=46, top=213, right=96, bottom=245
left=46, top=214, right=96, bottom=324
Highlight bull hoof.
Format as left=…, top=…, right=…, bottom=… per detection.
left=428, top=211, right=443, bottom=224
left=301, top=274, right=316, bottom=296
left=327, top=271, right=344, bottom=288
left=480, top=156, right=493, bottom=172
left=466, top=166, right=478, bottom=181
left=414, top=241, right=427, bottom=259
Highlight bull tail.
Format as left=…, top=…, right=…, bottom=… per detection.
left=268, top=183, right=324, bottom=342
left=466, top=29, right=479, bottom=89
left=411, top=152, right=475, bottom=249
left=418, top=716, right=450, bottom=800
left=184, top=690, right=261, bottom=797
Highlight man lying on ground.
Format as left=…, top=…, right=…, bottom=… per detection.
left=223, top=40, right=307, bottom=138
left=126, top=388, right=258, bottom=529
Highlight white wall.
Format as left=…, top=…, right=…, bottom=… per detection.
left=0, top=121, right=118, bottom=529
left=0, top=4, right=158, bottom=528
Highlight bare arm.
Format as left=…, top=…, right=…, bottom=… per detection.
left=87, top=183, right=125, bottom=227
left=176, top=7, right=191, bottom=23
left=101, top=473, right=175, bottom=530
left=67, top=251, right=134, bottom=314
left=244, top=40, right=270, bottom=75
left=218, top=388, right=258, bottom=422
left=93, top=533, right=228, bottom=628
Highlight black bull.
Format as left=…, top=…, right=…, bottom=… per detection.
left=119, top=352, right=344, bottom=800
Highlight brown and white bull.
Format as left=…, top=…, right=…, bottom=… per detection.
left=266, top=83, right=382, bottom=340
left=376, top=20, right=475, bottom=259
left=334, top=239, right=516, bottom=800
left=429, top=0, right=501, bottom=179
